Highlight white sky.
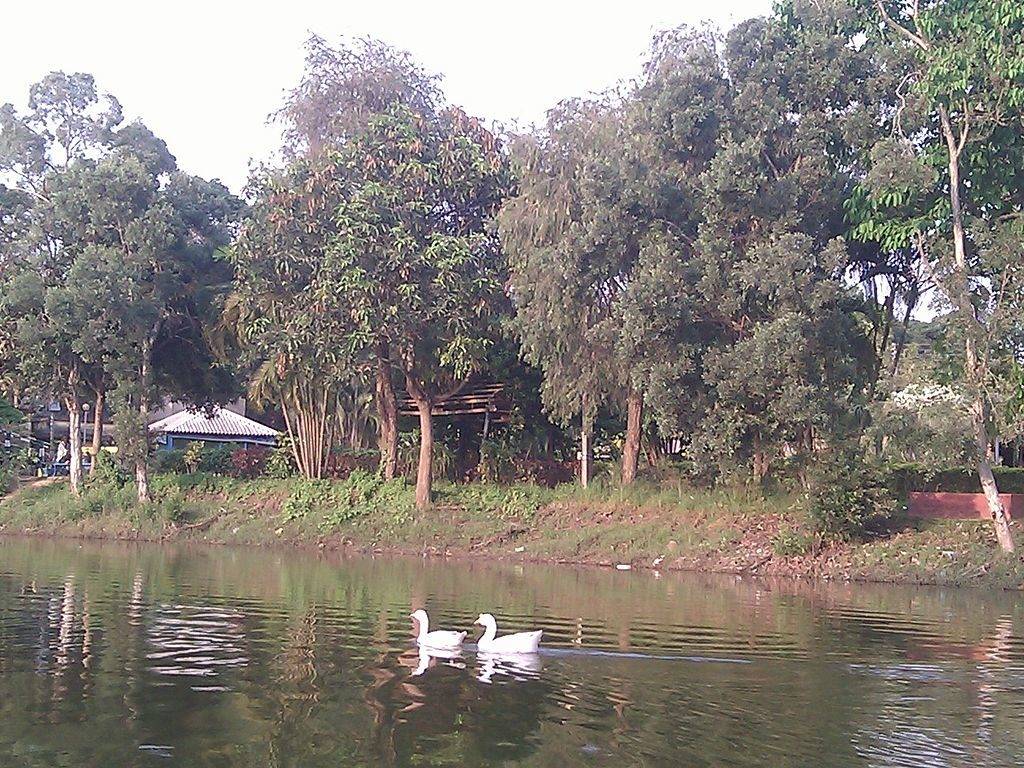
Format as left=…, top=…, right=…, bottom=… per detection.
left=2, top=0, right=770, bottom=193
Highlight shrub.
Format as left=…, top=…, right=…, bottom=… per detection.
left=199, top=445, right=233, bottom=474
left=772, top=526, right=814, bottom=557
left=516, top=458, right=576, bottom=487
left=154, top=449, right=186, bottom=474
left=397, top=430, right=455, bottom=480
left=808, top=455, right=901, bottom=542
left=0, top=464, right=15, bottom=495
left=179, top=442, right=234, bottom=475
left=322, top=469, right=413, bottom=529
left=453, top=482, right=553, bottom=522
left=230, top=446, right=269, bottom=479
left=885, top=463, right=1024, bottom=496
left=325, top=449, right=379, bottom=479
left=282, top=479, right=337, bottom=522
left=264, top=442, right=296, bottom=479
left=90, top=451, right=130, bottom=489
left=183, top=443, right=205, bottom=474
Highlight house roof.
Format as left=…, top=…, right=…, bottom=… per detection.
left=148, top=406, right=280, bottom=439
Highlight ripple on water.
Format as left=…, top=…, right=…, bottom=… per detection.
left=4, top=542, right=1024, bottom=767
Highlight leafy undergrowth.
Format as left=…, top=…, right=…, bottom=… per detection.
left=3, top=474, right=1024, bottom=588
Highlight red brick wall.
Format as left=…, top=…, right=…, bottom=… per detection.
left=908, top=492, right=1019, bottom=520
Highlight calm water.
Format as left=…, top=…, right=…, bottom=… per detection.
left=2, top=539, right=1024, bottom=767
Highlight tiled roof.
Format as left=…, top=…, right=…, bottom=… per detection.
left=148, top=406, right=280, bottom=439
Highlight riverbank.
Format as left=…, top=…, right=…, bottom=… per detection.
left=2, top=473, right=1023, bottom=589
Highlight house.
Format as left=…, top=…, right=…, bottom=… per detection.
left=148, top=406, right=280, bottom=451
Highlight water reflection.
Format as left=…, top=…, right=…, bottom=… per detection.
left=1, top=538, right=1024, bottom=766
left=476, top=651, right=543, bottom=684
left=147, top=603, right=248, bottom=678
left=410, top=645, right=465, bottom=677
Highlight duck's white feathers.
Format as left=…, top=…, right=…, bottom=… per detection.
left=475, top=613, right=543, bottom=653
left=419, top=630, right=467, bottom=650
left=411, top=610, right=466, bottom=650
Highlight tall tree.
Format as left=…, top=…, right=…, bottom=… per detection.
left=330, top=104, right=513, bottom=508
left=863, top=0, right=1024, bottom=552
left=272, top=35, right=444, bottom=478
left=228, top=157, right=359, bottom=480
left=67, top=143, right=240, bottom=502
left=0, top=72, right=122, bottom=495
left=499, top=98, right=637, bottom=487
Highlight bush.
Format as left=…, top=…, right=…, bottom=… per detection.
left=398, top=431, right=455, bottom=480
left=279, top=470, right=414, bottom=530
left=808, top=455, right=901, bottom=542
left=90, top=451, right=130, bottom=489
left=772, top=526, right=814, bottom=557
left=0, top=463, right=17, bottom=494
left=230, top=446, right=269, bottom=479
left=183, top=443, right=205, bottom=474
left=178, top=442, right=233, bottom=475
left=325, top=449, right=379, bottom=479
left=154, top=449, right=186, bottom=474
left=453, top=482, right=553, bottom=522
left=264, top=442, right=296, bottom=479
left=281, top=479, right=337, bottom=522
left=199, top=444, right=233, bottom=474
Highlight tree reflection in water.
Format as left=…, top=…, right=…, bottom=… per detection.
left=1, top=538, right=1024, bottom=766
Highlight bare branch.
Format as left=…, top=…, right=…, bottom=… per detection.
left=874, top=0, right=930, bottom=51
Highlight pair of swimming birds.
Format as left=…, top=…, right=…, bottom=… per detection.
left=410, top=609, right=543, bottom=654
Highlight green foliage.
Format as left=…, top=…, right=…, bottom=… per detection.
left=772, top=526, right=814, bottom=557
left=264, top=443, right=297, bottom=479
left=397, top=430, right=455, bottom=481
left=320, top=470, right=413, bottom=530
left=0, top=71, right=242, bottom=502
left=179, top=443, right=233, bottom=475
left=183, top=443, right=205, bottom=474
left=89, top=451, right=130, bottom=489
left=154, top=449, right=186, bottom=474
left=886, top=464, right=1024, bottom=496
left=280, top=470, right=413, bottom=530
left=808, top=455, right=901, bottom=542
left=199, top=445, right=233, bottom=475
left=281, top=479, right=338, bottom=522
left=0, top=462, right=17, bottom=495
left=0, top=399, right=22, bottom=427
left=451, top=483, right=553, bottom=523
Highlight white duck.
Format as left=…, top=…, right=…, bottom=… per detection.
left=475, top=613, right=543, bottom=654
left=410, top=609, right=466, bottom=650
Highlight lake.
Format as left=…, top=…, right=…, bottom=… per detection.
left=1, top=537, right=1023, bottom=767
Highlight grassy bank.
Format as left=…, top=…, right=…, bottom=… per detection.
left=2, top=472, right=1023, bottom=589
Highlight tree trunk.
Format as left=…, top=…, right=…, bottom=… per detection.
left=752, top=434, right=769, bottom=484
left=65, top=391, right=83, bottom=498
left=136, top=345, right=153, bottom=504
left=89, top=385, right=104, bottom=476
left=580, top=409, right=592, bottom=489
left=135, top=458, right=150, bottom=505
left=376, top=353, right=398, bottom=480
left=621, top=390, right=643, bottom=485
left=940, top=105, right=1014, bottom=553
left=413, top=396, right=433, bottom=510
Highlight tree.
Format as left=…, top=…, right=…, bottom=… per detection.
left=272, top=35, right=444, bottom=479
left=0, top=72, right=122, bottom=495
left=863, top=0, right=1024, bottom=552
left=0, top=398, right=20, bottom=427
left=228, top=157, right=359, bottom=480
left=330, top=104, right=513, bottom=508
left=499, top=98, right=637, bottom=487
left=66, top=146, right=241, bottom=502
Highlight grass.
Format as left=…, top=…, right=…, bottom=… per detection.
left=2, top=471, right=1024, bottom=588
